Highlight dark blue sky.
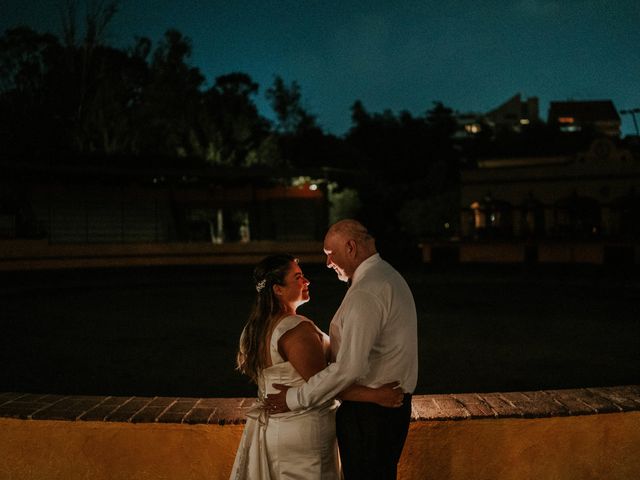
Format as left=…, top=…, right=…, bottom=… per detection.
left=3, top=1, right=640, bottom=135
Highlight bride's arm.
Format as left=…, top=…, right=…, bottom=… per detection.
left=278, top=322, right=327, bottom=380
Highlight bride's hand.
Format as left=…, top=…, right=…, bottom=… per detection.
left=374, top=382, right=404, bottom=408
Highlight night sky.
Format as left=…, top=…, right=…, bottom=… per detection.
left=3, top=0, right=640, bottom=135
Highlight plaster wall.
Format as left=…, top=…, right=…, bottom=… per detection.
left=0, top=419, right=243, bottom=480
left=400, top=412, right=640, bottom=480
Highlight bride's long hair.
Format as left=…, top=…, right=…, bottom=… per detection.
left=237, top=254, right=297, bottom=383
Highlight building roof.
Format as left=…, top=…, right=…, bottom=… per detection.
left=548, top=100, right=620, bottom=123
left=486, top=93, right=539, bottom=123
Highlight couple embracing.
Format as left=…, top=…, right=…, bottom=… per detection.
left=231, top=219, right=418, bottom=480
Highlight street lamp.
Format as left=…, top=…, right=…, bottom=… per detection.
left=620, top=108, right=640, bottom=136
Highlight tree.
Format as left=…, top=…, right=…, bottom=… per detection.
left=0, top=2, right=155, bottom=158
left=343, top=100, right=463, bottom=254
left=350, top=100, right=370, bottom=128
left=72, top=43, right=149, bottom=154
left=59, top=0, right=119, bottom=49
left=135, top=29, right=205, bottom=158
left=264, top=75, right=330, bottom=168
left=0, top=26, right=65, bottom=156
left=266, top=75, right=317, bottom=134
left=57, top=0, right=126, bottom=153
left=196, top=72, right=273, bottom=166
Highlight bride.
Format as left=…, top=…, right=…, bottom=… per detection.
left=230, top=254, right=403, bottom=479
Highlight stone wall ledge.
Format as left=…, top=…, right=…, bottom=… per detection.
left=1, top=385, right=639, bottom=425
left=0, top=240, right=326, bottom=271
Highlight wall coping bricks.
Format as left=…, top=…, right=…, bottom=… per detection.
left=1, top=385, right=638, bottom=425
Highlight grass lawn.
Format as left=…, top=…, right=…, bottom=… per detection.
left=1, top=263, right=638, bottom=398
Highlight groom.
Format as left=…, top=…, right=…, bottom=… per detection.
left=266, top=219, right=418, bottom=479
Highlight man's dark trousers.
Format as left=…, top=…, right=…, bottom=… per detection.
left=336, top=394, right=412, bottom=479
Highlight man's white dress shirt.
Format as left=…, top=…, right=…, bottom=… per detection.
left=286, top=254, right=418, bottom=410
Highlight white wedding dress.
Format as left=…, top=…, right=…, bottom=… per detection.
left=230, top=315, right=340, bottom=480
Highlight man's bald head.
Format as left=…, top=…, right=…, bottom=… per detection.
left=323, top=219, right=377, bottom=281
left=326, top=219, right=375, bottom=247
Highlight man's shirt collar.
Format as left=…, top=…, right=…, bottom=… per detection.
left=351, top=253, right=381, bottom=286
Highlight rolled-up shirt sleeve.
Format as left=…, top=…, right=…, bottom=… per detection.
left=286, top=290, right=384, bottom=410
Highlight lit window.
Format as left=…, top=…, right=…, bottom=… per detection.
left=520, top=119, right=530, bottom=125
left=558, top=117, right=575, bottom=123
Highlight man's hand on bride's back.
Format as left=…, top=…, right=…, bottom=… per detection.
left=264, top=384, right=291, bottom=414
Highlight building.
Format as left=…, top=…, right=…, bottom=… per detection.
left=486, top=93, right=540, bottom=132
left=548, top=100, right=621, bottom=137
left=454, top=93, right=539, bottom=139
left=420, top=136, right=640, bottom=265
left=0, top=161, right=330, bottom=244
left=435, top=135, right=639, bottom=265
left=460, top=137, right=640, bottom=241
